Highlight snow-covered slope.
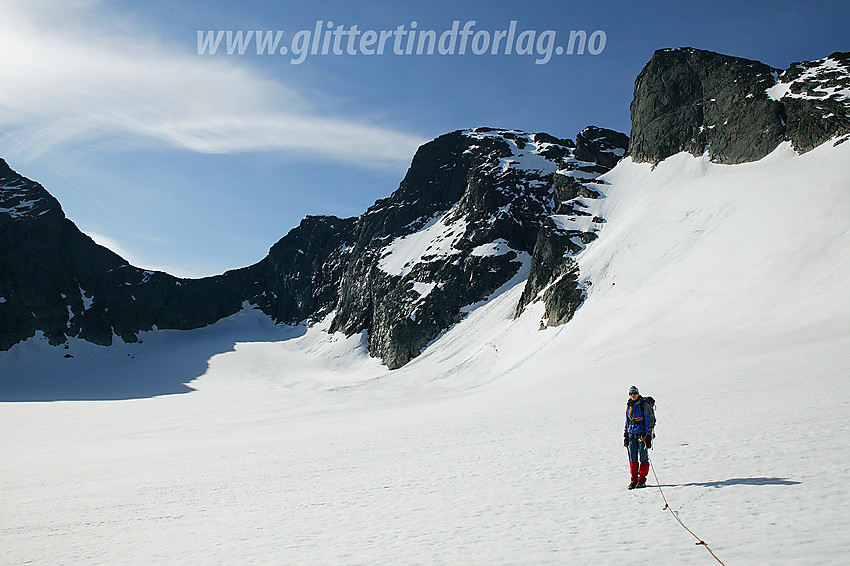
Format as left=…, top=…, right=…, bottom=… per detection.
left=570, top=139, right=850, bottom=354
left=2, top=140, right=849, bottom=564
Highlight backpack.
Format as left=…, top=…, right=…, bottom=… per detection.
left=643, top=396, right=656, bottom=434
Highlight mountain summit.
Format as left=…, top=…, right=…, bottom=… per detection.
left=329, top=127, right=628, bottom=367
left=630, top=48, right=850, bottom=163
left=1, top=128, right=628, bottom=368
left=2, top=48, right=849, bottom=369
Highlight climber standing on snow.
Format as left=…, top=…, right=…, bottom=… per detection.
left=624, top=385, right=655, bottom=489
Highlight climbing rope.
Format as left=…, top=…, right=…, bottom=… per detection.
left=646, top=450, right=726, bottom=566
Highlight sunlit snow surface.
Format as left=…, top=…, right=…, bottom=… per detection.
left=2, top=140, right=850, bottom=564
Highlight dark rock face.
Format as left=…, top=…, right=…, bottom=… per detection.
left=575, top=126, right=629, bottom=169
left=1, top=159, right=67, bottom=349
left=630, top=48, right=785, bottom=164
left=331, top=129, right=568, bottom=368
left=0, top=165, right=280, bottom=350
left=0, top=159, right=355, bottom=349
left=514, top=126, right=626, bottom=328
left=250, top=215, right=357, bottom=325
left=630, top=48, right=850, bottom=164
left=516, top=220, right=577, bottom=321
left=0, top=157, right=262, bottom=348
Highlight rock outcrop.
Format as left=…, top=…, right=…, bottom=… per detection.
left=629, top=48, right=786, bottom=164
left=331, top=127, right=627, bottom=368
left=769, top=52, right=850, bottom=153
left=629, top=48, right=850, bottom=164
left=250, top=215, right=357, bottom=325
left=515, top=127, right=627, bottom=326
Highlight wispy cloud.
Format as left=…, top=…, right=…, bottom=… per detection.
left=0, top=1, right=425, bottom=169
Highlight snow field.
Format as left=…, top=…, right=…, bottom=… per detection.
left=3, top=334, right=846, bottom=564
left=3, top=140, right=850, bottom=564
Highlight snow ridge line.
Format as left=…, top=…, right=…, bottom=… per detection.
left=647, top=451, right=726, bottom=565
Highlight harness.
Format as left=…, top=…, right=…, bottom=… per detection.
left=627, top=399, right=648, bottom=430
left=628, top=402, right=644, bottom=423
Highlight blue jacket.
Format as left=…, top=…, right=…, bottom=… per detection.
left=625, top=396, right=656, bottom=435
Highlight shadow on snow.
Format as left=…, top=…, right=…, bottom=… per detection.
left=0, top=318, right=306, bottom=402
left=661, top=477, right=802, bottom=488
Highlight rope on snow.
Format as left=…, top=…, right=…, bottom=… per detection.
left=646, top=448, right=726, bottom=566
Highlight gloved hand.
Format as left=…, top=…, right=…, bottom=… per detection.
left=623, top=433, right=629, bottom=447
left=644, top=436, right=652, bottom=449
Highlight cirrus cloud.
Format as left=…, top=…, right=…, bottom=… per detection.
left=0, top=0, right=425, bottom=169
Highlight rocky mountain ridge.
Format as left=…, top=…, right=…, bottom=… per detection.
left=3, top=47, right=849, bottom=369
left=1, top=125, right=628, bottom=368
left=0, top=157, right=364, bottom=352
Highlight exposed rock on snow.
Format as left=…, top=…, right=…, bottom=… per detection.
left=629, top=48, right=786, bottom=164
left=330, top=127, right=626, bottom=368
left=629, top=48, right=850, bottom=164
left=769, top=52, right=850, bottom=153
left=252, top=215, right=357, bottom=325
left=575, top=126, right=630, bottom=169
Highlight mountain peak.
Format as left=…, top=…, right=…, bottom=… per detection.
left=332, top=126, right=628, bottom=368
left=629, top=49, right=850, bottom=164
left=629, top=48, right=782, bottom=164
left=0, top=124, right=629, bottom=366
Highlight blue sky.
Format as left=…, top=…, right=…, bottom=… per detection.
left=1, top=0, right=846, bottom=277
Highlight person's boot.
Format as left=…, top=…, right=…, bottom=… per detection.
left=636, top=462, right=650, bottom=488
left=628, top=462, right=639, bottom=489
